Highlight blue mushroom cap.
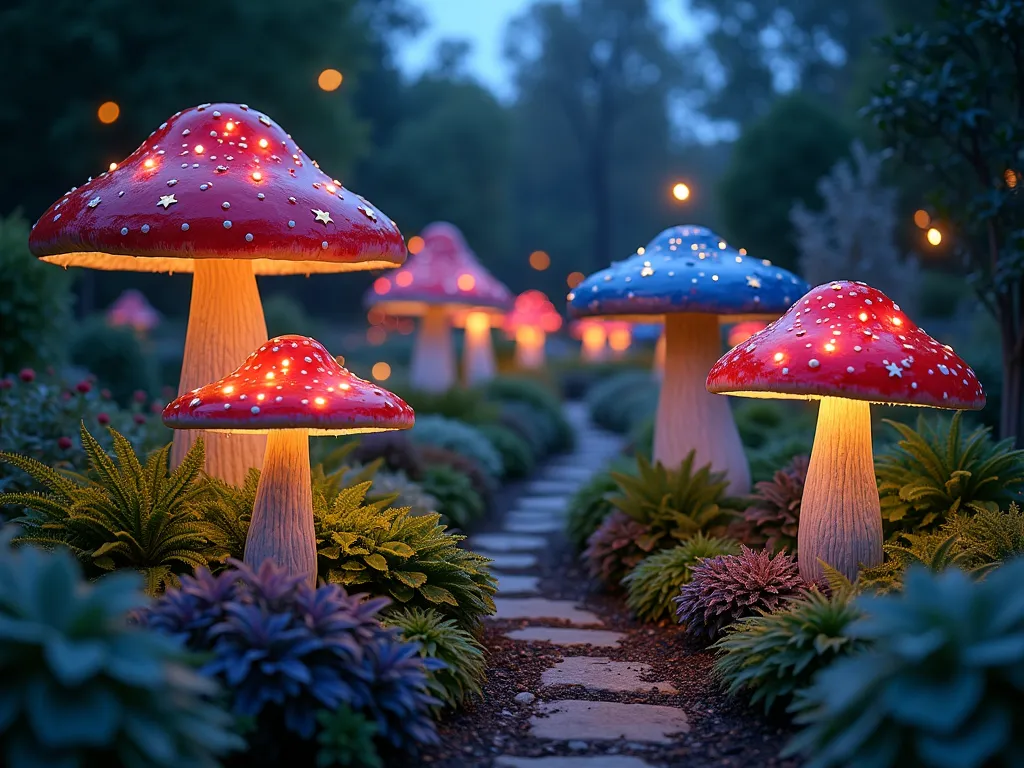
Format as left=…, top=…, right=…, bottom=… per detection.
left=567, top=225, right=809, bottom=319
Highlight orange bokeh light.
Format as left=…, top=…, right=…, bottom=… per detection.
left=913, top=209, right=931, bottom=229
left=367, top=326, right=387, bottom=345
left=395, top=271, right=413, bottom=287
left=407, top=235, right=425, bottom=254
left=457, top=273, right=476, bottom=291
left=567, top=271, right=585, bottom=289
left=371, top=362, right=392, bottom=381
left=318, top=69, right=344, bottom=92
left=374, top=277, right=391, bottom=295
left=529, top=250, right=551, bottom=271
left=97, top=101, right=120, bottom=124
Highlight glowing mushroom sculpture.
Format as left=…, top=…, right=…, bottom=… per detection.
left=163, top=334, right=414, bottom=585
left=107, top=289, right=161, bottom=335
left=706, top=281, right=985, bottom=581
left=365, top=222, right=512, bottom=391
left=568, top=225, right=808, bottom=494
left=505, top=290, right=563, bottom=369
left=29, top=103, right=405, bottom=486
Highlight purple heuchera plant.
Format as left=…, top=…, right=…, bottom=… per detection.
left=142, top=558, right=442, bottom=749
left=674, top=546, right=805, bottom=643
left=583, top=510, right=656, bottom=588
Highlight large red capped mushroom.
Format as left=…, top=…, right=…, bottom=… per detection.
left=365, top=222, right=512, bottom=391
left=30, top=103, right=405, bottom=486
left=706, top=280, right=985, bottom=581
left=504, top=290, right=563, bottom=369
left=163, top=334, right=414, bottom=584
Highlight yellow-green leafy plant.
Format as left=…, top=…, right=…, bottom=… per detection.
left=384, top=606, right=486, bottom=708
left=608, top=452, right=738, bottom=552
left=786, top=560, right=1024, bottom=767
left=623, top=534, right=741, bottom=622
left=875, top=412, right=1024, bottom=536
left=1, top=425, right=224, bottom=594
left=713, top=570, right=865, bottom=713
left=314, top=481, right=496, bottom=628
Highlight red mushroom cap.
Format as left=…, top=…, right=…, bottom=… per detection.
left=505, top=290, right=563, bottom=334
left=30, top=103, right=405, bottom=275
left=162, top=334, right=414, bottom=434
left=706, top=281, right=985, bottom=409
left=365, top=222, right=512, bottom=315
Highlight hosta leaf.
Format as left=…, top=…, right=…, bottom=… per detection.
left=364, top=554, right=389, bottom=572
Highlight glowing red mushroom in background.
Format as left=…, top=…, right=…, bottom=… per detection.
left=707, top=280, right=985, bottom=581
left=365, top=222, right=513, bottom=391
left=29, top=103, right=405, bottom=486
left=163, top=334, right=414, bottom=585
left=504, top=290, right=563, bottom=369
left=106, top=289, right=161, bottom=336
left=605, top=320, right=634, bottom=359
left=726, top=320, right=768, bottom=348
left=570, top=319, right=609, bottom=362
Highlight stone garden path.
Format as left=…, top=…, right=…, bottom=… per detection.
left=465, top=403, right=688, bottom=768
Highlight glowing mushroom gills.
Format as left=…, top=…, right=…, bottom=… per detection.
left=707, top=280, right=986, bottom=582
left=163, top=335, right=414, bottom=585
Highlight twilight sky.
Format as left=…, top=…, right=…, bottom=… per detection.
left=398, top=0, right=701, bottom=101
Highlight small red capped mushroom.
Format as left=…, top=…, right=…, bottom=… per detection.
left=163, top=334, right=414, bottom=584
left=30, top=103, right=406, bottom=487
left=706, top=281, right=985, bottom=581
left=504, top=290, right=563, bottom=369
left=366, top=222, right=513, bottom=391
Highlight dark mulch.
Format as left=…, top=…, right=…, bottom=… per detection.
left=421, top=489, right=801, bottom=768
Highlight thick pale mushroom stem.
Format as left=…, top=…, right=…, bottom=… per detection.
left=653, top=331, right=666, bottom=381
left=580, top=325, right=608, bottom=362
left=798, top=397, right=883, bottom=583
left=245, top=429, right=316, bottom=586
left=463, top=311, right=497, bottom=385
left=172, top=260, right=268, bottom=484
left=515, top=326, right=546, bottom=369
left=654, top=313, right=750, bottom=494
left=410, top=305, right=456, bottom=393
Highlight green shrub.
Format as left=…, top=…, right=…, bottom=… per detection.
left=786, top=560, right=1024, bottom=768
left=410, top=415, right=504, bottom=479
left=484, top=376, right=573, bottom=453
left=495, top=400, right=554, bottom=457
left=392, top=386, right=499, bottom=426
left=314, top=481, right=496, bottom=628
left=478, top=424, right=535, bottom=479
left=418, top=465, right=484, bottom=529
left=369, top=469, right=438, bottom=518
left=566, top=465, right=622, bottom=550
left=384, top=606, right=487, bottom=708
left=748, top=434, right=816, bottom=484
left=714, top=579, right=865, bottom=714
left=0, top=371, right=167, bottom=494
left=0, top=527, right=241, bottom=767
left=417, top=445, right=494, bottom=502
left=263, top=292, right=318, bottom=339
left=875, top=412, right=1024, bottom=537
left=608, top=452, right=738, bottom=553
left=623, top=534, right=741, bottom=622
left=627, top=416, right=654, bottom=459
left=0, top=212, right=73, bottom=372
left=70, top=317, right=157, bottom=405
left=316, top=707, right=382, bottom=768
left=348, top=432, right=424, bottom=480
left=585, top=370, right=658, bottom=434
left=918, top=269, right=965, bottom=320
left=1, top=427, right=225, bottom=594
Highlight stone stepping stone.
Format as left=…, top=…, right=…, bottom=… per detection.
left=541, top=657, right=677, bottom=694
left=516, top=496, right=570, bottom=512
left=484, top=552, right=538, bottom=570
left=470, top=533, right=547, bottom=552
left=505, top=627, right=625, bottom=648
left=495, top=757, right=655, bottom=768
left=506, top=509, right=558, bottom=523
left=505, top=518, right=563, bottom=534
left=491, top=598, right=603, bottom=625
left=527, top=480, right=583, bottom=495
left=493, top=571, right=541, bottom=595
left=530, top=700, right=690, bottom=743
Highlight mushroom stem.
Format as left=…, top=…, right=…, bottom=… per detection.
left=798, top=396, right=883, bottom=582
left=653, top=330, right=666, bottom=381
left=246, top=428, right=316, bottom=586
left=515, top=327, right=546, bottom=369
left=410, top=305, right=456, bottom=393
left=655, top=312, right=750, bottom=493
left=463, top=311, right=497, bottom=385
left=172, top=260, right=268, bottom=484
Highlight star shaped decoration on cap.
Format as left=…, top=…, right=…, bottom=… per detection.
left=885, top=361, right=903, bottom=378
left=312, top=208, right=333, bottom=226
left=87, top=197, right=101, bottom=209
left=746, top=275, right=761, bottom=289
left=157, top=194, right=177, bottom=209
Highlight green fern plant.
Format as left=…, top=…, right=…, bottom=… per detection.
left=0, top=425, right=224, bottom=594
left=314, top=481, right=496, bottom=628
left=419, top=465, right=484, bottom=528
left=943, top=503, right=1024, bottom=563
left=384, top=606, right=487, bottom=708
left=713, top=581, right=866, bottom=714
left=622, top=534, right=741, bottom=622
left=608, top=452, right=737, bottom=552
left=875, top=412, right=1024, bottom=536
left=315, top=706, right=382, bottom=768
